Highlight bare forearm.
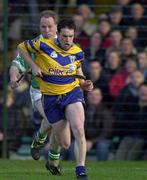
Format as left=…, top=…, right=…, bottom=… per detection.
left=9, top=66, right=20, bottom=89
left=17, top=46, right=36, bottom=69
left=77, top=68, right=86, bottom=87
left=9, top=66, right=19, bottom=80
left=17, top=46, right=43, bottom=77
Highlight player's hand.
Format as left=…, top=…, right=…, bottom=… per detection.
left=10, top=75, right=21, bottom=89
left=32, top=64, right=43, bottom=77
left=81, top=80, right=93, bottom=91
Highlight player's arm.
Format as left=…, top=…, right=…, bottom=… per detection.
left=9, top=54, right=27, bottom=89
left=17, top=40, right=43, bottom=77
left=9, top=65, right=20, bottom=89
left=76, top=51, right=93, bottom=91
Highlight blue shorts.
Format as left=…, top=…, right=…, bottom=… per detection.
left=43, top=87, right=84, bottom=124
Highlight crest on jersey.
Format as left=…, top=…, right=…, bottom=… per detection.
left=50, top=51, right=58, bottom=58
left=69, top=55, right=76, bottom=63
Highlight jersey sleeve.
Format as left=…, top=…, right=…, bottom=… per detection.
left=76, top=51, right=84, bottom=69
left=18, top=38, right=41, bottom=54
left=11, top=53, right=28, bottom=73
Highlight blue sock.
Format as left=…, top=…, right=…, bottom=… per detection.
left=76, top=166, right=86, bottom=175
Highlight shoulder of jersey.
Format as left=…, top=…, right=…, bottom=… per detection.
left=73, top=43, right=83, bottom=51
left=32, top=35, right=43, bottom=42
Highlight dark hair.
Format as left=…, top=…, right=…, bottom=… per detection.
left=57, top=18, right=76, bottom=32
left=125, top=55, right=138, bottom=67
left=39, top=10, right=58, bottom=23
left=110, top=28, right=122, bottom=35
left=89, top=59, right=102, bottom=65
left=139, top=80, right=147, bottom=88
left=98, top=19, right=111, bottom=25
left=121, top=36, right=132, bottom=42
left=109, top=6, right=122, bottom=14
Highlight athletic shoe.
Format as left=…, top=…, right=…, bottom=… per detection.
left=76, top=173, right=88, bottom=180
left=45, top=161, right=62, bottom=175
left=30, top=135, right=45, bottom=160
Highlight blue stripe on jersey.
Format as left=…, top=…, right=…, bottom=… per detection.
left=24, top=40, right=29, bottom=51
left=41, top=75, right=75, bottom=84
left=28, top=40, right=39, bottom=52
left=40, top=42, right=84, bottom=66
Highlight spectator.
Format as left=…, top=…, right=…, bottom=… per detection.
left=104, top=51, right=122, bottom=82
left=109, top=56, right=138, bottom=100
left=77, top=4, right=97, bottom=35
left=98, top=20, right=112, bottom=50
left=84, top=31, right=105, bottom=66
left=109, top=6, right=126, bottom=31
left=88, top=60, right=110, bottom=106
left=98, top=13, right=109, bottom=22
left=138, top=51, right=147, bottom=78
left=113, top=70, right=145, bottom=126
left=116, top=0, right=132, bottom=17
left=121, top=37, right=137, bottom=64
left=128, top=3, right=147, bottom=47
left=106, top=29, right=122, bottom=56
left=114, top=81, right=147, bottom=160
left=85, top=88, right=114, bottom=160
left=73, top=14, right=90, bottom=49
left=8, top=0, right=24, bottom=40
left=125, top=26, right=140, bottom=49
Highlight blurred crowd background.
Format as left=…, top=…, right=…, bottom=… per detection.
left=1, top=0, right=147, bottom=161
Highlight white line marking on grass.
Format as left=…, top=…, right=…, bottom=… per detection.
left=133, top=168, right=147, bottom=171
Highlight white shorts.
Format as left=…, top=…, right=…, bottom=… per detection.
left=29, top=86, right=42, bottom=110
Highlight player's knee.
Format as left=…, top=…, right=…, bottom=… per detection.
left=62, top=143, right=70, bottom=149
left=61, top=141, right=70, bottom=149
left=72, top=126, right=85, bottom=138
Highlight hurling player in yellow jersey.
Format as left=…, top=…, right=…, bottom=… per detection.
left=10, top=10, right=70, bottom=175
left=10, top=10, right=67, bottom=175
left=18, top=18, right=93, bottom=180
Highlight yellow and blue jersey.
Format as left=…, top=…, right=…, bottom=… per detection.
left=19, top=37, right=84, bottom=95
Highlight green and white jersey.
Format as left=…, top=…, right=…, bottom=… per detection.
left=11, top=35, right=43, bottom=89
left=11, top=51, right=39, bottom=89
left=12, top=53, right=29, bottom=73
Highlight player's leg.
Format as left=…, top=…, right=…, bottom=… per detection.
left=46, top=119, right=71, bottom=175
left=29, top=87, right=50, bottom=159
left=30, top=86, right=62, bottom=167
left=30, top=99, right=50, bottom=160
left=42, top=94, right=72, bottom=175
left=65, top=102, right=88, bottom=180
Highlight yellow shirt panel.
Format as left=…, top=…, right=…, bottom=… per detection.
left=19, top=37, right=84, bottom=95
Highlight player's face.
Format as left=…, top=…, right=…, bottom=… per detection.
left=40, top=17, right=57, bottom=39
left=57, top=28, right=74, bottom=50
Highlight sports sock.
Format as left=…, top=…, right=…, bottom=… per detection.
left=48, top=149, right=60, bottom=161
left=48, top=149, right=61, bottom=167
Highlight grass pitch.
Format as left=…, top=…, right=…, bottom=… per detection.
left=0, top=160, right=147, bottom=180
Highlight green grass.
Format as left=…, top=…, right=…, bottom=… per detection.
left=0, top=160, right=147, bottom=180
